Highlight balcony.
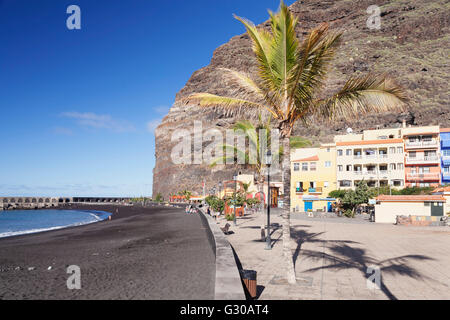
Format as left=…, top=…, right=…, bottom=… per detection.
left=405, top=156, right=440, bottom=165
left=442, top=172, right=450, bottom=180
left=308, top=187, right=323, bottom=194
left=406, top=173, right=440, bottom=181
left=405, top=140, right=438, bottom=149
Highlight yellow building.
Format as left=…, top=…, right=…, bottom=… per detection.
left=290, top=144, right=337, bottom=212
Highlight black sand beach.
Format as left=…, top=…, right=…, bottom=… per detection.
left=0, top=204, right=215, bottom=300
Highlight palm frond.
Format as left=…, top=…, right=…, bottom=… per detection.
left=218, top=68, right=265, bottom=99
left=180, top=93, right=279, bottom=118
left=287, top=24, right=343, bottom=119
left=268, top=2, right=299, bottom=103
left=317, top=75, right=408, bottom=119
left=290, top=136, right=313, bottom=149
left=233, top=15, right=278, bottom=93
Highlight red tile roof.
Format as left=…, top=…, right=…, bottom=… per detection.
left=291, top=155, right=319, bottom=162
left=433, top=186, right=450, bottom=193
left=376, top=195, right=446, bottom=202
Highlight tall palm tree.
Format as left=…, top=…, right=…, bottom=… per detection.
left=179, top=1, right=408, bottom=284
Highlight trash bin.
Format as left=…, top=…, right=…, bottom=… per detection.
left=240, top=269, right=257, bottom=299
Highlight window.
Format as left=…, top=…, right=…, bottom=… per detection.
left=294, top=163, right=300, bottom=171
left=378, top=136, right=388, bottom=140
left=398, top=163, right=404, bottom=170
left=327, top=148, right=331, bottom=152
left=296, top=182, right=303, bottom=192
left=346, top=165, right=352, bottom=172
left=397, top=147, right=403, bottom=153
left=310, top=162, right=317, bottom=171
left=390, top=163, right=396, bottom=170
left=420, top=167, right=430, bottom=173
left=389, top=147, right=395, bottom=154
left=443, top=150, right=450, bottom=157
left=338, top=165, right=343, bottom=172
left=409, top=151, right=417, bottom=158
left=423, top=136, right=432, bottom=142
left=339, top=180, right=352, bottom=187
left=324, top=181, right=329, bottom=188
left=337, top=150, right=343, bottom=156
left=346, top=149, right=352, bottom=156
left=302, top=163, right=308, bottom=171
left=393, top=180, right=403, bottom=187
left=325, top=161, right=332, bottom=168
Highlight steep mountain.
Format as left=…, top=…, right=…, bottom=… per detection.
left=153, top=0, right=450, bottom=198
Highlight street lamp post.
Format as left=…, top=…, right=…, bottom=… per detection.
left=265, top=150, right=272, bottom=250
left=233, top=173, right=237, bottom=226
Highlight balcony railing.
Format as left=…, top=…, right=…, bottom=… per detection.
left=406, top=173, right=440, bottom=181
left=405, top=140, right=438, bottom=148
left=308, top=187, right=323, bottom=193
left=405, top=156, right=439, bottom=164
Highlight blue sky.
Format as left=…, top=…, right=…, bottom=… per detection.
left=0, top=0, right=294, bottom=197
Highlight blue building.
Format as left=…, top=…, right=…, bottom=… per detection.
left=440, top=129, right=450, bottom=184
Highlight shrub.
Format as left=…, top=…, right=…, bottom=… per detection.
left=226, top=214, right=235, bottom=221
left=344, top=209, right=355, bottom=218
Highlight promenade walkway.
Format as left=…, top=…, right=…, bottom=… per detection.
left=220, top=209, right=450, bottom=300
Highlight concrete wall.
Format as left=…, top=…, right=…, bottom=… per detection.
left=375, top=202, right=431, bottom=223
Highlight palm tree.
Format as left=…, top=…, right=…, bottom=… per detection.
left=179, top=1, right=408, bottom=284
left=210, top=116, right=280, bottom=209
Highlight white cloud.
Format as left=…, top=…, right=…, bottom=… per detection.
left=61, top=112, right=135, bottom=133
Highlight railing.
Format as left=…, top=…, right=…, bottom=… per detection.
left=353, top=155, right=362, bottom=159
left=406, top=173, right=440, bottom=181
left=405, top=156, right=439, bottom=164
left=308, top=187, right=323, bottom=193
left=378, top=154, right=388, bottom=159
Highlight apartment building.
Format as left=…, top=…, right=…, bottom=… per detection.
left=440, top=128, right=450, bottom=184
left=403, top=126, right=441, bottom=188
left=334, top=128, right=406, bottom=189
left=290, top=144, right=337, bottom=212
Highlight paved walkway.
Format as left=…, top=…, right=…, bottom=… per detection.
left=220, top=209, right=450, bottom=300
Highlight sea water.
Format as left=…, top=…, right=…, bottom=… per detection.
left=0, top=209, right=112, bottom=238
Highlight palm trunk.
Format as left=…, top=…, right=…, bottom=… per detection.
left=282, top=136, right=296, bottom=284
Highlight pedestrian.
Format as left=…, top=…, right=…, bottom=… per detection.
left=207, top=206, right=211, bottom=216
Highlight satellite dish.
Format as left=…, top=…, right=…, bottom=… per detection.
left=346, top=128, right=353, bottom=134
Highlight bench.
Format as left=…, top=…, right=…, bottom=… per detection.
left=221, top=223, right=231, bottom=235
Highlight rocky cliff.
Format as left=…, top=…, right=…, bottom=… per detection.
left=153, top=0, right=450, bottom=198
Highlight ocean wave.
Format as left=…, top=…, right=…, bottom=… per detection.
left=0, top=218, right=100, bottom=239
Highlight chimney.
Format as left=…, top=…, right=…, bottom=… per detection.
left=402, top=119, right=406, bottom=128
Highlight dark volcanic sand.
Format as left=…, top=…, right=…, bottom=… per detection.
left=0, top=204, right=215, bottom=300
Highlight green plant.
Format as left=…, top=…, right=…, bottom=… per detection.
left=226, top=214, right=235, bottom=221
left=328, top=189, right=348, bottom=199
left=245, top=197, right=261, bottom=208
left=154, top=193, right=163, bottom=203
left=205, top=195, right=225, bottom=214
left=344, top=209, right=355, bottom=218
